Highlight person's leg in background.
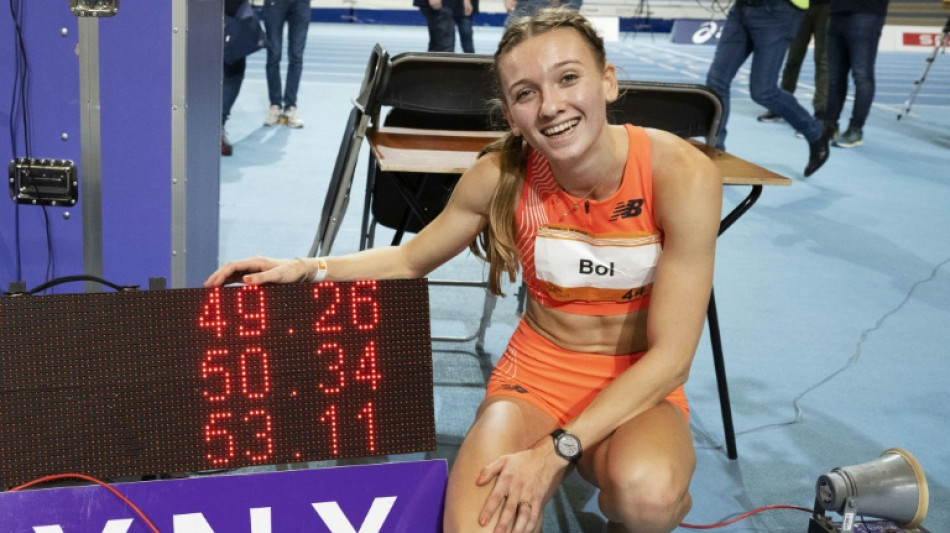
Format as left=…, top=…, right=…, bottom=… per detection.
left=810, top=2, right=830, bottom=120
left=758, top=4, right=810, bottom=122
left=743, top=1, right=817, bottom=137
left=455, top=9, right=475, bottom=53
left=262, top=0, right=288, bottom=126
left=281, top=0, right=310, bottom=128
left=824, top=12, right=851, bottom=144
left=833, top=12, right=885, bottom=147
left=704, top=4, right=753, bottom=150
left=435, top=5, right=456, bottom=51
left=222, top=57, right=246, bottom=156
left=417, top=1, right=455, bottom=52
left=737, top=0, right=828, bottom=176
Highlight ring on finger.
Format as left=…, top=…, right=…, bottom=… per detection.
left=519, top=499, right=532, bottom=508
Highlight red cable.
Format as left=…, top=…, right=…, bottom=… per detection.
left=680, top=504, right=813, bottom=529
left=9, top=473, right=162, bottom=533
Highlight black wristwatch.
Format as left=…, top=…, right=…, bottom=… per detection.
left=551, top=428, right=582, bottom=464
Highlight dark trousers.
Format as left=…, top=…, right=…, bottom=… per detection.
left=705, top=0, right=823, bottom=148
left=780, top=3, right=830, bottom=117
left=419, top=4, right=455, bottom=52
left=825, top=12, right=886, bottom=132
left=223, top=58, right=246, bottom=125
left=418, top=5, right=476, bottom=53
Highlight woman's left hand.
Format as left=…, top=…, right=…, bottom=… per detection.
left=475, top=444, right=569, bottom=533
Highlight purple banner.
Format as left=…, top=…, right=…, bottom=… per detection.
left=0, top=460, right=447, bottom=533
left=670, top=19, right=724, bottom=45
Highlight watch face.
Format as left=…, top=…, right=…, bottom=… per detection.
left=557, top=434, right=580, bottom=458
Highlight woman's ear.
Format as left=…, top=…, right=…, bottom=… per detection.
left=603, top=62, right=619, bottom=104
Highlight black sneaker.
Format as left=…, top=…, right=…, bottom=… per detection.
left=221, top=131, right=233, bottom=157
left=804, top=129, right=830, bottom=177
left=757, top=111, right=784, bottom=123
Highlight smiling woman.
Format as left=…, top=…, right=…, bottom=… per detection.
left=205, top=7, right=721, bottom=533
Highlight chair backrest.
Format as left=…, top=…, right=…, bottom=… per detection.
left=364, top=55, right=723, bottom=241
left=310, top=44, right=390, bottom=256
left=368, top=51, right=505, bottom=239
left=374, top=51, right=502, bottom=128
left=608, top=81, right=722, bottom=147
left=356, top=43, right=392, bottom=117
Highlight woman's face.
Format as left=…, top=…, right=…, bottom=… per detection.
left=498, top=27, right=617, bottom=166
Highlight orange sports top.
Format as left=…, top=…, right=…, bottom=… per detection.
left=515, top=124, right=661, bottom=316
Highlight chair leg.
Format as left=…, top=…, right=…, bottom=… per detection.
left=474, top=289, right=498, bottom=384
left=707, top=287, right=738, bottom=459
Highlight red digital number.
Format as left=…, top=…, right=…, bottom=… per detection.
left=198, top=288, right=228, bottom=338
left=320, top=404, right=339, bottom=456
left=358, top=402, right=376, bottom=453
left=201, top=348, right=231, bottom=401
left=355, top=340, right=382, bottom=391
left=204, top=411, right=236, bottom=466
left=351, top=280, right=380, bottom=331
left=243, top=409, right=274, bottom=462
left=199, top=282, right=391, bottom=466
left=317, top=342, right=345, bottom=394
left=237, top=286, right=267, bottom=337
left=240, top=346, right=271, bottom=400
left=313, top=282, right=344, bottom=333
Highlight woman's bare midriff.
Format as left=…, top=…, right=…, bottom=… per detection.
left=523, top=298, right=649, bottom=356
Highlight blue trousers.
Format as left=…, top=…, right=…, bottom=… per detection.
left=222, top=58, right=246, bottom=125
left=263, top=0, right=310, bottom=109
left=825, top=12, right=886, bottom=132
left=418, top=4, right=474, bottom=53
left=705, top=0, right=823, bottom=148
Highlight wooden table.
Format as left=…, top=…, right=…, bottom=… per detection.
left=368, top=126, right=791, bottom=187
left=367, top=126, right=791, bottom=460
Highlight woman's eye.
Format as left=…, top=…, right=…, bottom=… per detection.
left=562, top=73, right=579, bottom=83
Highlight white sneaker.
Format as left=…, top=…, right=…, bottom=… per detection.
left=283, top=106, right=304, bottom=128
left=263, top=105, right=282, bottom=126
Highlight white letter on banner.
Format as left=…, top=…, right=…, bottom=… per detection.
left=172, top=513, right=215, bottom=533
left=34, top=519, right=133, bottom=533
left=250, top=507, right=272, bottom=533
left=312, top=496, right=397, bottom=533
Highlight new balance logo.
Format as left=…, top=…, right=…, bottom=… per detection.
left=609, top=199, right=644, bottom=221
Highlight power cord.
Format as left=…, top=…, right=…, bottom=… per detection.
left=10, top=473, right=161, bottom=533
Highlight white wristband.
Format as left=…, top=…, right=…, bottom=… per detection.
left=313, top=258, right=328, bottom=282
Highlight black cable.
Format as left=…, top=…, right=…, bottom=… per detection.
left=737, top=255, right=950, bottom=437
left=21, top=275, right=139, bottom=295
left=8, top=0, right=58, bottom=291
left=9, top=0, right=27, bottom=281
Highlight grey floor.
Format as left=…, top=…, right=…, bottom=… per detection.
left=219, top=22, right=950, bottom=532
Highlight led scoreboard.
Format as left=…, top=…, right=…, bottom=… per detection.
left=0, top=280, right=436, bottom=489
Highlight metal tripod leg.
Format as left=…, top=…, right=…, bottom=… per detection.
left=898, top=17, right=949, bottom=119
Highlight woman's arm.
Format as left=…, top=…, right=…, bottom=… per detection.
left=203, top=153, right=502, bottom=287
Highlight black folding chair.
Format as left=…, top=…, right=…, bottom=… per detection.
left=358, top=50, right=505, bottom=354
left=309, top=44, right=390, bottom=257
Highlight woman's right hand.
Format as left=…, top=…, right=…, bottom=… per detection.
left=203, top=256, right=308, bottom=287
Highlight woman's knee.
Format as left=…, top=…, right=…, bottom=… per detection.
left=597, top=459, right=692, bottom=530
